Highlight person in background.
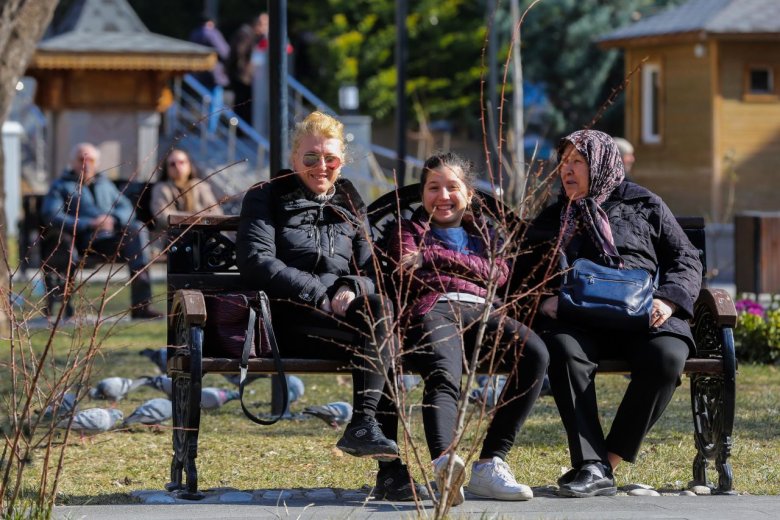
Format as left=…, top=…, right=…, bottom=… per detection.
left=189, top=13, right=231, bottom=133
left=613, top=137, right=635, bottom=178
left=227, top=12, right=267, bottom=124
left=386, top=151, right=549, bottom=505
left=41, top=143, right=163, bottom=320
left=150, top=148, right=223, bottom=233
left=525, top=130, right=701, bottom=498
left=236, top=112, right=426, bottom=501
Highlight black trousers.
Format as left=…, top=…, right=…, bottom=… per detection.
left=43, top=221, right=153, bottom=308
left=273, top=294, right=396, bottom=418
left=382, top=301, right=548, bottom=461
left=542, top=324, right=689, bottom=466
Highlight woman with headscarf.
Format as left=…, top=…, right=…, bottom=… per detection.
left=524, top=130, right=702, bottom=498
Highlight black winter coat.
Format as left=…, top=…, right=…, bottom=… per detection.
left=524, top=181, right=702, bottom=347
left=236, top=171, right=376, bottom=307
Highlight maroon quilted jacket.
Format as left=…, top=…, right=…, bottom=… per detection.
left=387, top=207, right=509, bottom=320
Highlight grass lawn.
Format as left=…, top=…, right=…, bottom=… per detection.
left=4, top=274, right=778, bottom=503
left=8, top=321, right=778, bottom=504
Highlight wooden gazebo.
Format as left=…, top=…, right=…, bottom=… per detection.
left=25, top=0, right=214, bottom=180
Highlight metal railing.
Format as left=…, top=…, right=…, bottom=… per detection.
left=167, top=74, right=428, bottom=204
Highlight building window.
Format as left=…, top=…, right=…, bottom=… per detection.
left=748, top=67, right=773, bottom=93
left=641, top=63, right=661, bottom=144
left=743, top=65, right=778, bottom=102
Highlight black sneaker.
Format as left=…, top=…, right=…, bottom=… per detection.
left=373, top=464, right=430, bottom=501
left=336, top=416, right=400, bottom=462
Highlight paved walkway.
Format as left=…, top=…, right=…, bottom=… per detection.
left=54, top=492, right=779, bottom=519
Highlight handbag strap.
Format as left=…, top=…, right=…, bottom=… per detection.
left=238, top=292, right=289, bottom=426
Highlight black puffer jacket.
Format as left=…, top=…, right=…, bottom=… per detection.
left=524, top=181, right=702, bottom=346
left=236, top=171, right=375, bottom=307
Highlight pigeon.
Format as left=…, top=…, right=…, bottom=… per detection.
left=88, top=377, right=148, bottom=402
left=200, top=388, right=239, bottom=410
left=41, top=391, right=78, bottom=420
left=469, top=374, right=552, bottom=406
left=399, top=374, right=421, bottom=392
left=143, top=375, right=173, bottom=398
left=139, top=347, right=168, bottom=374
left=286, top=375, right=304, bottom=403
left=122, top=398, right=172, bottom=427
left=56, top=408, right=123, bottom=435
left=221, top=374, right=304, bottom=404
left=302, top=401, right=353, bottom=429
left=468, top=375, right=507, bottom=407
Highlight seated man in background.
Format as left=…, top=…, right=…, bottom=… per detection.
left=41, top=142, right=162, bottom=320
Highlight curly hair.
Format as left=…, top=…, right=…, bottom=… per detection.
left=290, top=111, right=346, bottom=160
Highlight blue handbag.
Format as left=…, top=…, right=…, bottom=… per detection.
left=557, top=254, right=655, bottom=331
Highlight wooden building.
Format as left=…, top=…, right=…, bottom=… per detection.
left=25, top=0, right=213, bottom=180
left=599, top=0, right=780, bottom=221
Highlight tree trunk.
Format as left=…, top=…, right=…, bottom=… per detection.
left=0, top=0, right=59, bottom=334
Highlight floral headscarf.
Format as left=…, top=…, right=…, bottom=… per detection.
left=558, top=129, right=625, bottom=267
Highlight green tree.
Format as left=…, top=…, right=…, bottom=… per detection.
left=515, top=0, right=686, bottom=136
left=293, top=0, right=686, bottom=137
left=296, top=0, right=486, bottom=127
left=120, top=0, right=688, bottom=138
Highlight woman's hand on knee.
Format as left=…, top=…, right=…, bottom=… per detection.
left=540, top=296, right=558, bottom=319
left=331, top=286, right=356, bottom=317
left=650, top=298, right=676, bottom=328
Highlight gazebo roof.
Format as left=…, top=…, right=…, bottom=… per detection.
left=600, top=0, right=780, bottom=47
left=30, top=0, right=213, bottom=71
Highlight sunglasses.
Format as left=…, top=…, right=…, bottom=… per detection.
left=302, top=152, right=342, bottom=169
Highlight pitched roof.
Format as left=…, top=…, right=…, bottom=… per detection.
left=32, top=0, right=213, bottom=71
left=600, top=0, right=780, bottom=44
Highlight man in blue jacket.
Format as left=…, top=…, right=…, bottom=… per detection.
left=41, top=143, right=162, bottom=319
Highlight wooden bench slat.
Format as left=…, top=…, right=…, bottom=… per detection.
left=169, top=356, right=351, bottom=373
left=169, top=214, right=240, bottom=229
left=167, top=356, right=724, bottom=376
left=168, top=273, right=243, bottom=291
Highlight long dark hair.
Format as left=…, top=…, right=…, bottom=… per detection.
left=159, top=149, right=200, bottom=183
left=419, top=151, right=476, bottom=194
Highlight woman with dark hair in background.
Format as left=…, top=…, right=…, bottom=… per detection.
left=150, top=148, right=223, bottom=231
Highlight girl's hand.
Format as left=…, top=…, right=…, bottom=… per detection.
left=540, top=296, right=558, bottom=319
left=319, top=295, right=332, bottom=314
left=400, top=252, right=422, bottom=269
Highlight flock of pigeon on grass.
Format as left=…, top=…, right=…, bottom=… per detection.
left=46, top=345, right=518, bottom=441
left=47, top=347, right=355, bottom=440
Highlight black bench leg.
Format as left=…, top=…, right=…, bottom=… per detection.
left=166, top=324, right=205, bottom=499
left=690, top=313, right=737, bottom=494
left=715, top=326, right=736, bottom=494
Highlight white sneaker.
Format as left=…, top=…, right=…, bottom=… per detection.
left=466, top=457, right=533, bottom=501
left=432, top=453, right=466, bottom=506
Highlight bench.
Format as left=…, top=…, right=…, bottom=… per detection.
left=164, top=184, right=737, bottom=499
left=18, top=181, right=159, bottom=315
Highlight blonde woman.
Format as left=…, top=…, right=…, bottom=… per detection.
left=236, top=112, right=425, bottom=500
